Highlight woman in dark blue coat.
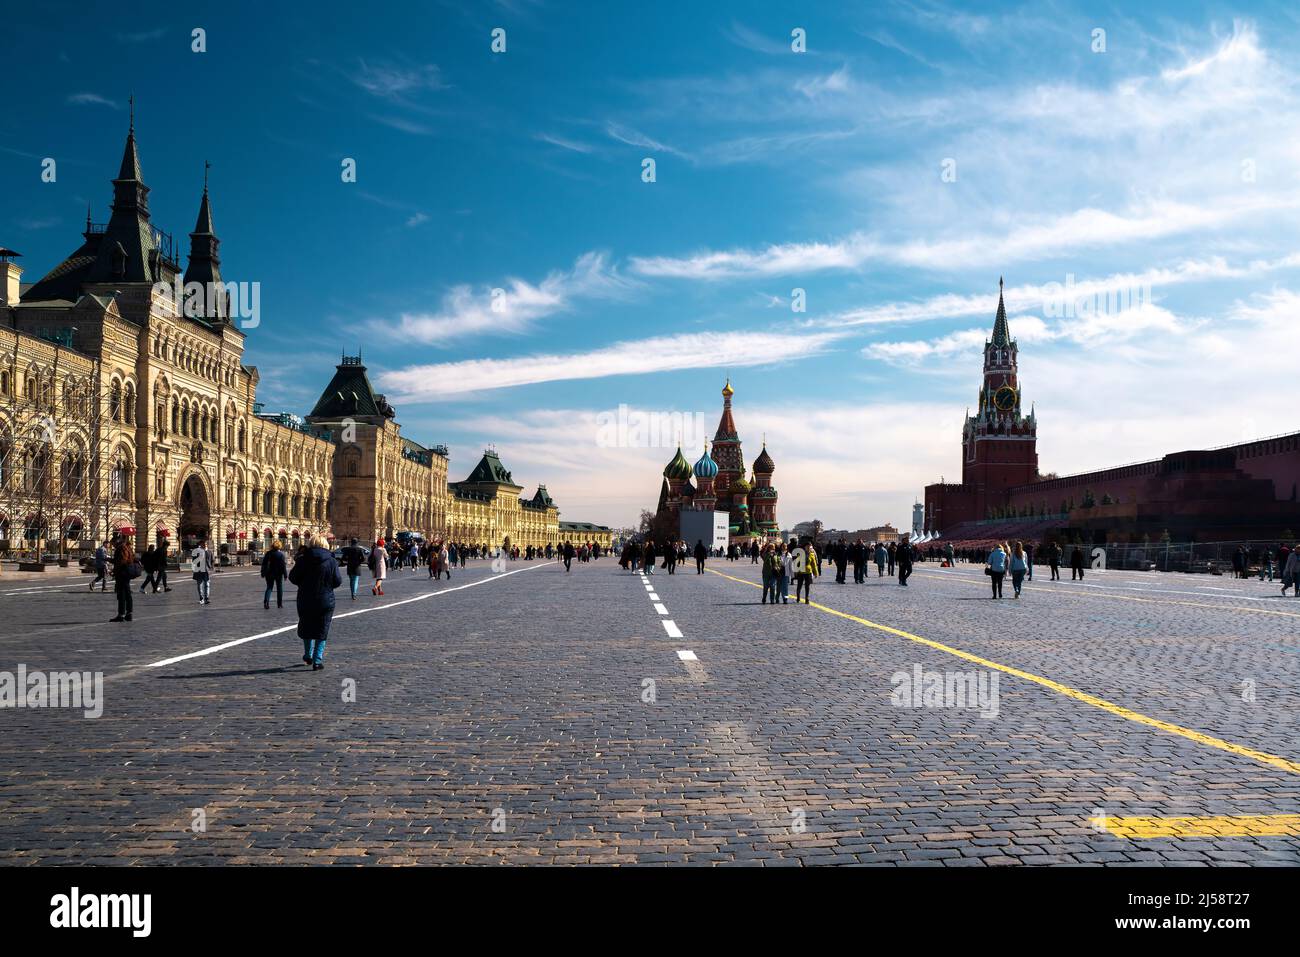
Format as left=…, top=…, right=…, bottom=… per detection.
left=288, top=533, right=343, bottom=670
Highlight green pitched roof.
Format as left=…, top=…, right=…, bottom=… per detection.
left=308, top=357, right=392, bottom=419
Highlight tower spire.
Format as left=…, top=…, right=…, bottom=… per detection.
left=184, top=162, right=224, bottom=318
left=991, top=276, right=1010, bottom=346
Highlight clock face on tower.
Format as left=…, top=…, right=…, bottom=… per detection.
left=993, top=385, right=1017, bottom=412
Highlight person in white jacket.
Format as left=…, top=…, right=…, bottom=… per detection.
left=779, top=542, right=795, bottom=605
left=369, top=539, right=389, bottom=596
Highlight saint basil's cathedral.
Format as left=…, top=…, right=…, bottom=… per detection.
left=654, top=380, right=779, bottom=543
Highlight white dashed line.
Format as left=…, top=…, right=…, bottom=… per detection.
left=662, top=619, right=683, bottom=638
left=144, top=562, right=554, bottom=668
left=653, top=602, right=669, bottom=615
left=676, top=650, right=698, bottom=661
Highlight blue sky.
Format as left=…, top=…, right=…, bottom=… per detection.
left=5, top=0, right=1300, bottom=530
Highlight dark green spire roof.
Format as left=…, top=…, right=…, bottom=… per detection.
left=308, top=356, right=392, bottom=420
left=663, top=445, right=692, bottom=481
left=463, top=450, right=515, bottom=485
left=991, top=276, right=1011, bottom=346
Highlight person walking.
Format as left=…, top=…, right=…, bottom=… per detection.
left=897, top=538, right=914, bottom=586
left=693, top=538, right=707, bottom=574
left=1010, top=541, right=1028, bottom=598
left=1025, top=543, right=1035, bottom=582
left=778, top=541, right=793, bottom=604
left=563, top=539, right=576, bottom=572
left=1070, top=544, right=1085, bottom=581
left=643, top=540, right=656, bottom=575
left=109, top=534, right=140, bottom=622
left=340, top=538, right=365, bottom=600
left=1046, top=541, right=1061, bottom=581
left=192, top=538, right=214, bottom=605
left=289, top=533, right=343, bottom=671
left=761, top=544, right=778, bottom=604
left=874, top=542, right=887, bottom=578
left=369, top=538, right=388, bottom=595
left=796, top=540, right=820, bottom=604
left=138, top=544, right=157, bottom=594
left=154, top=539, right=172, bottom=591
left=886, top=542, right=896, bottom=577
left=664, top=540, right=678, bottom=575
left=1282, top=544, right=1300, bottom=597
left=90, top=541, right=109, bottom=592
left=261, top=540, right=287, bottom=609
left=986, top=542, right=1007, bottom=599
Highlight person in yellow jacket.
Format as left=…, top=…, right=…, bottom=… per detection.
left=793, top=538, right=820, bottom=604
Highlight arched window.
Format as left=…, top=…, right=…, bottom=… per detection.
left=61, top=447, right=86, bottom=495
left=109, top=380, right=122, bottom=421
left=123, top=383, right=136, bottom=424
left=238, top=421, right=246, bottom=452
left=110, top=453, right=131, bottom=501
left=171, top=397, right=179, bottom=434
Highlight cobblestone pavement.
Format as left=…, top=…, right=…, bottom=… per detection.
left=1, top=556, right=1298, bottom=865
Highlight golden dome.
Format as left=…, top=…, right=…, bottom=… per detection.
left=721, top=378, right=734, bottom=398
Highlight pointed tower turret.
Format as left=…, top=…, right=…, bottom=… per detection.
left=184, top=161, right=227, bottom=320
left=87, top=100, right=167, bottom=285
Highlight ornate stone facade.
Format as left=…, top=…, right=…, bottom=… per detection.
left=1, top=120, right=570, bottom=556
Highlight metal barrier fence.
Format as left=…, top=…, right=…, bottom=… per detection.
left=1062, top=540, right=1290, bottom=575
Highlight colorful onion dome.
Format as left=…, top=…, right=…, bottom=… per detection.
left=721, top=378, right=734, bottom=398
left=693, top=445, right=719, bottom=479
left=753, top=443, right=775, bottom=474
left=663, top=446, right=692, bottom=481
left=730, top=476, right=751, bottom=494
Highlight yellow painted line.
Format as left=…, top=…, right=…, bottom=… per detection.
left=707, top=569, right=1300, bottom=778
left=915, top=571, right=1300, bottom=620
left=1098, top=814, right=1300, bottom=838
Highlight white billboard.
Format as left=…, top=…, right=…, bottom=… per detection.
left=680, top=510, right=729, bottom=550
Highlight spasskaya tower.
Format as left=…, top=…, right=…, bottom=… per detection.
left=924, top=278, right=1038, bottom=530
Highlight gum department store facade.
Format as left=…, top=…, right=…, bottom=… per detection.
left=0, top=120, right=583, bottom=557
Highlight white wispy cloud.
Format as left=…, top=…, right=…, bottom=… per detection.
left=370, top=114, right=434, bottom=135
left=352, top=60, right=445, bottom=98
left=630, top=234, right=879, bottom=279
left=369, top=252, right=635, bottom=345
left=66, top=93, right=122, bottom=110
left=377, top=330, right=846, bottom=400
left=808, top=254, right=1300, bottom=329
left=627, top=195, right=1295, bottom=281
left=604, top=122, right=690, bottom=159
left=535, top=132, right=596, bottom=153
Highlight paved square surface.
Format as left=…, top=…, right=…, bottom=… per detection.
left=1, top=557, right=1298, bottom=865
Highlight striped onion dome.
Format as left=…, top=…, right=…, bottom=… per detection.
left=693, top=445, right=719, bottom=479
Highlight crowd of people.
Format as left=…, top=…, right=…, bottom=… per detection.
left=81, top=526, right=1300, bottom=671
